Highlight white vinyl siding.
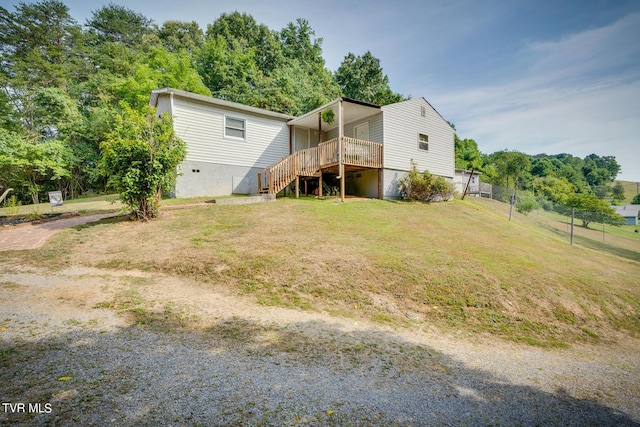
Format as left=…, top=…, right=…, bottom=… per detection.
left=326, top=112, right=383, bottom=143
left=381, top=98, right=454, bottom=178
left=294, top=127, right=310, bottom=151
left=155, top=93, right=173, bottom=116
left=172, top=97, right=289, bottom=169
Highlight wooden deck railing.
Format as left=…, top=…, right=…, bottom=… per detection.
left=258, top=138, right=382, bottom=195
left=342, top=137, right=382, bottom=168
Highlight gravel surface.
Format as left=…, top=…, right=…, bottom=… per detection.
left=1, top=266, right=639, bottom=426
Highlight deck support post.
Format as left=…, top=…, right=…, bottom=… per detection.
left=319, top=170, right=323, bottom=197
left=295, top=176, right=299, bottom=199
left=378, top=169, right=382, bottom=199
left=338, top=99, right=344, bottom=202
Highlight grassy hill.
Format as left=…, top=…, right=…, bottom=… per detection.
left=2, top=196, right=638, bottom=347
left=615, top=180, right=640, bottom=204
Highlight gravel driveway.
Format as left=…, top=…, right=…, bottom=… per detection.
left=1, top=266, right=639, bottom=426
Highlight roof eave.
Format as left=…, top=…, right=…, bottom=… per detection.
left=150, top=88, right=295, bottom=121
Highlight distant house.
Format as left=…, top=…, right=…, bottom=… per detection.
left=150, top=88, right=454, bottom=200
left=613, top=205, right=640, bottom=225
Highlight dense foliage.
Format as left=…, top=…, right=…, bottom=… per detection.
left=0, top=2, right=401, bottom=206
left=453, top=129, right=626, bottom=226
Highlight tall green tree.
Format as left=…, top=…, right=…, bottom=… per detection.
left=86, top=3, right=153, bottom=46
left=454, top=135, right=483, bottom=171
left=198, top=13, right=339, bottom=115
left=334, top=51, right=404, bottom=105
left=206, top=12, right=283, bottom=73
left=492, top=150, right=531, bottom=188
left=156, top=20, right=204, bottom=54
left=0, top=129, right=72, bottom=203
left=0, top=0, right=87, bottom=91
left=101, top=105, right=185, bottom=220
left=561, top=193, right=624, bottom=228
left=0, top=1, right=89, bottom=201
left=612, top=181, right=625, bottom=203
left=113, top=45, right=210, bottom=110
left=532, top=176, right=575, bottom=203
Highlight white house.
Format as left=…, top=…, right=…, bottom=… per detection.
left=149, top=88, right=294, bottom=197
left=150, top=88, right=455, bottom=200
left=613, top=205, right=640, bottom=226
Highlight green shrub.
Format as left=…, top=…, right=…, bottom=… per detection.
left=516, top=191, right=538, bottom=215
left=101, top=105, right=185, bottom=221
left=3, top=194, right=21, bottom=215
left=399, top=160, right=454, bottom=202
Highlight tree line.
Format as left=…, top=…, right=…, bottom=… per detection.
left=454, top=134, right=627, bottom=227
left=0, top=1, right=403, bottom=205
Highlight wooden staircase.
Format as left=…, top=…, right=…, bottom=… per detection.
left=258, top=147, right=320, bottom=195
left=258, top=138, right=382, bottom=195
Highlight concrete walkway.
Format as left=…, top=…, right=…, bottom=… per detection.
left=0, top=213, right=118, bottom=251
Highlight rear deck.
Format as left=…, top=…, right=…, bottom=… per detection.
left=258, top=137, right=382, bottom=197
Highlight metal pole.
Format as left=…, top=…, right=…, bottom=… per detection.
left=570, top=207, right=575, bottom=245
left=508, top=187, right=516, bottom=221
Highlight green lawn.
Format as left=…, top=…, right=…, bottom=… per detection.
left=0, top=194, right=123, bottom=217
left=2, top=196, right=638, bottom=347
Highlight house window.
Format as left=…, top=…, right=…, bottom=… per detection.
left=418, top=133, right=429, bottom=151
left=225, top=116, right=246, bottom=139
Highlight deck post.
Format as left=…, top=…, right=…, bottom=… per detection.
left=378, top=169, right=382, bottom=199
left=296, top=176, right=299, bottom=199
left=319, top=170, right=323, bottom=197
left=338, top=99, right=344, bottom=202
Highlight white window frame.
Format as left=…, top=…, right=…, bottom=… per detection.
left=418, top=133, right=429, bottom=151
left=224, top=115, right=246, bottom=140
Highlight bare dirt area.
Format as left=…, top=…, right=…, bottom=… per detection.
left=1, top=263, right=639, bottom=426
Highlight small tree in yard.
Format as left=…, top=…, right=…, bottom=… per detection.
left=399, top=160, right=454, bottom=202
left=559, top=193, right=624, bottom=228
left=516, top=191, right=538, bottom=215
left=101, top=105, right=186, bottom=220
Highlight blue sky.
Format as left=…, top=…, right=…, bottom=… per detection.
left=6, top=0, right=640, bottom=182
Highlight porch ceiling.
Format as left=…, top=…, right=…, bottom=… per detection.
left=288, top=98, right=381, bottom=132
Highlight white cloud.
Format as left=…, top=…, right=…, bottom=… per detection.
left=429, top=12, right=640, bottom=181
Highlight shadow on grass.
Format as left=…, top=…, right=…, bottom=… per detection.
left=541, top=222, right=640, bottom=262
left=1, top=314, right=637, bottom=426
